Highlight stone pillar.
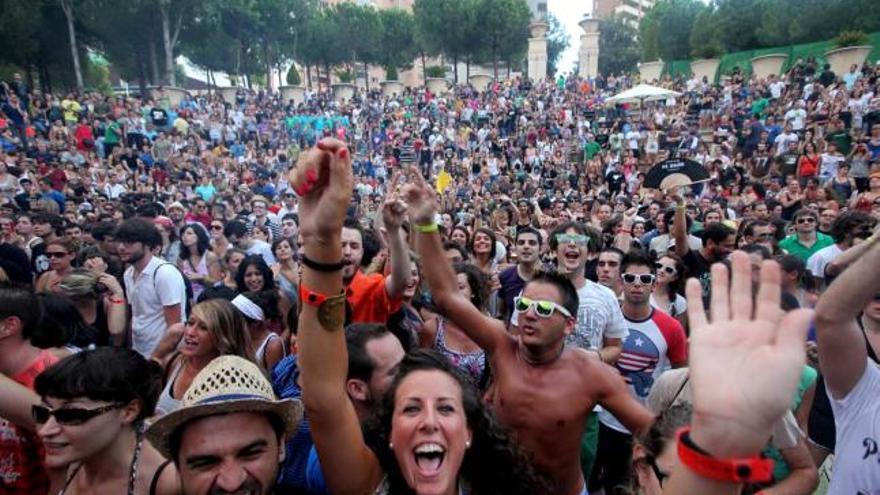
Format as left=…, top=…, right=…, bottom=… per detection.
left=578, top=17, right=600, bottom=79
left=527, top=21, right=549, bottom=82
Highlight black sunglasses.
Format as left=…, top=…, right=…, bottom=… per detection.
left=45, top=251, right=69, bottom=258
left=654, top=263, right=676, bottom=275
left=32, top=403, right=122, bottom=426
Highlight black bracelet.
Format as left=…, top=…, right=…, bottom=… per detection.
left=301, top=254, right=346, bottom=272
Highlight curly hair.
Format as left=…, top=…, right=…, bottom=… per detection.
left=235, top=255, right=277, bottom=292
left=365, top=349, right=551, bottom=495
left=452, top=262, right=489, bottom=312
left=179, top=224, right=211, bottom=261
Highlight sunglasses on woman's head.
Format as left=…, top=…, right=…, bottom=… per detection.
left=513, top=296, right=572, bottom=319
left=654, top=263, right=676, bottom=275
left=32, top=403, right=122, bottom=426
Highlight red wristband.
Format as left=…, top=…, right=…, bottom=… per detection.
left=676, top=427, right=774, bottom=484
left=299, top=284, right=343, bottom=308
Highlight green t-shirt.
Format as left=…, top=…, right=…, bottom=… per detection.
left=826, top=130, right=853, bottom=155
left=778, top=232, right=834, bottom=261
left=584, top=141, right=601, bottom=160
left=104, top=121, right=122, bottom=144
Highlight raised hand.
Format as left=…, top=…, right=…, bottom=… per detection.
left=686, top=251, right=813, bottom=457
left=382, top=192, right=408, bottom=231
left=400, top=166, right=438, bottom=225
left=289, top=138, right=353, bottom=244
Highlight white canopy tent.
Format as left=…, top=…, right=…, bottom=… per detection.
left=605, top=84, right=681, bottom=105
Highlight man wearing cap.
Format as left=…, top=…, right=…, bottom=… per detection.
left=147, top=355, right=302, bottom=495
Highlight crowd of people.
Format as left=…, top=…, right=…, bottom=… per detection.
left=0, top=54, right=879, bottom=495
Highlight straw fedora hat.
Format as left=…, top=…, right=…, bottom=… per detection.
left=146, top=355, right=303, bottom=460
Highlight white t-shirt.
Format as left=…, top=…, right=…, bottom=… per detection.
left=124, top=256, right=187, bottom=357
left=819, top=153, right=845, bottom=181
left=827, top=362, right=880, bottom=494
left=599, top=309, right=688, bottom=433
left=806, top=243, right=842, bottom=279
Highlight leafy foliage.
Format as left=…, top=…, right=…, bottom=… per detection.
left=833, top=30, right=870, bottom=48
left=546, top=13, right=570, bottom=76
left=598, top=15, right=640, bottom=76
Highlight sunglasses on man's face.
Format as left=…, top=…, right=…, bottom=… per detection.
left=211, top=224, right=224, bottom=231
left=514, top=296, right=573, bottom=319
left=622, top=273, right=656, bottom=285
left=796, top=217, right=816, bottom=225
left=32, top=403, right=122, bottom=426
left=556, top=233, right=588, bottom=246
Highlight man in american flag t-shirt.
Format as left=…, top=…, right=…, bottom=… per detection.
left=590, top=251, right=688, bottom=493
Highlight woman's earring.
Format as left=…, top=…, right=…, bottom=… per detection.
left=389, top=442, right=394, bottom=449
left=465, top=441, right=471, bottom=449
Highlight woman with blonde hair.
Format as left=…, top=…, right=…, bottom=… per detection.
left=57, top=269, right=127, bottom=347
left=153, top=298, right=252, bottom=415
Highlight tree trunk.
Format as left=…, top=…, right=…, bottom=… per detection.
left=160, top=1, right=175, bottom=86
left=506, top=60, right=511, bottom=80
left=493, top=49, right=499, bottom=80
left=453, top=54, right=458, bottom=84
left=306, top=65, right=312, bottom=89
left=61, top=0, right=83, bottom=91
left=363, top=61, right=369, bottom=91
left=148, top=37, right=160, bottom=84
left=466, top=58, right=471, bottom=80
left=137, top=58, right=148, bottom=98
left=421, top=52, right=427, bottom=86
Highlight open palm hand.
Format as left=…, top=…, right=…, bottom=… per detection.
left=686, top=251, right=812, bottom=456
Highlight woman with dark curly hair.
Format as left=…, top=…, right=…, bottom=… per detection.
left=235, top=254, right=277, bottom=293
left=364, top=349, right=551, bottom=495
left=177, top=224, right=216, bottom=300
left=419, top=263, right=488, bottom=387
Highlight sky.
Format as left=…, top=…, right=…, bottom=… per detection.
left=549, top=0, right=593, bottom=74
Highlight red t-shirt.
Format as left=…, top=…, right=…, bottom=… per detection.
left=346, top=270, right=402, bottom=325
left=0, top=350, right=58, bottom=495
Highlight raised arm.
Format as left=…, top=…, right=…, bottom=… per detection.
left=294, top=139, right=382, bottom=495
left=815, top=232, right=880, bottom=399
left=671, top=192, right=690, bottom=258
left=664, top=252, right=812, bottom=494
left=402, top=168, right=508, bottom=353
left=0, top=373, right=40, bottom=431
left=381, top=194, right=412, bottom=300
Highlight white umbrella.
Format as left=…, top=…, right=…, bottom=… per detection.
left=605, top=84, right=681, bottom=105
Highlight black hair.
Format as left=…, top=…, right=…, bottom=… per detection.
left=0, top=283, right=42, bottom=340
left=35, top=347, right=163, bottom=422
left=442, top=241, right=469, bottom=261
left=469, top=227, right=497, bottom=260
left=450, top=225, right=471, bottom=246
left=235, top=255, right=276, bottom=293
left=196, top=285, right=237, bottom=303
left=702, top=222, right=735, bottom=246
left=620, top=249, right=654, bottom=274
left=345, top=323, right=394, bottom=382
left=829, top=211, right=876, bottom=244
left=0, top=244, right=32, bottom=285
left=114, top=217, right=162, bottom=248
left=526, top=271, right=579, bottom=317
left=742, top=243, right=771, bottom=260
left=89, top=221, right=117, bottom=242
left=453, top=263, right=489, bottom=312
left=361, top=227, right=382, bottom=269
left=223, top=220, right=249, bottom=240
left=239, top=290, right=281, bottom=322
left=514, top=226, right=543, bottom=245
left=179, top=223, right=211, bottom=260
left=32, top=293, right=90, bottom=348
left=776, top=254, right=805, bottom=277
left=548, top=220, right=590, bottom=251
left=367, top=349, right=552, bottom=495
left=271, top=237, right=295, bottom=256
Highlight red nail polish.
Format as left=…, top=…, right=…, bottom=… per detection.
left=338, top=148, right=349, bottom=160
left=306, top=170, right=317, bottom=182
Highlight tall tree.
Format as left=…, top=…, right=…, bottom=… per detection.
left=59, top=0, right=84, bottom=90
left=638, top=0, right=702, bottom=61
left=377, top=8, right=417, bottom=80
left=157, top=0, right=203, bottom=86
left=689, top=5, right=723, bottom=58
left=477, top=0, right=530, bottom=79
left=598, top=14, right=640, bottom=76
left=546, top=13, right=570, bottom=77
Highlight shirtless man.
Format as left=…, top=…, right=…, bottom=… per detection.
left=402, top=169, right=654, bottom=495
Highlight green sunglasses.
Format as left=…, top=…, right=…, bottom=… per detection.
left=514, top=296, right=573, bottom=319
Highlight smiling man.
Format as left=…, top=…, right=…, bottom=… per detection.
left=147, top=355, right=302, bottom=495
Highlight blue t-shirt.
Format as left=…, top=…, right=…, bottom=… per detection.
left=271, top=355, right=314, bottom=492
